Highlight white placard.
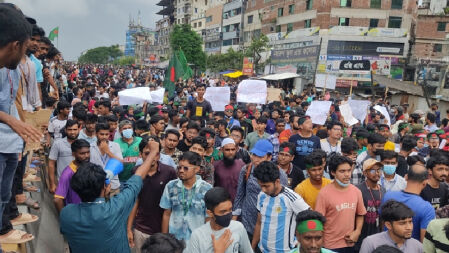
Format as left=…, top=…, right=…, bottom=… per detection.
left=306, top=101, right=332, bottom=125
left=315, top=74, right=337, bottom=90
left=374, top=105, right=391, bottom=125
left=204, top=87, right=230, bottom=111
left=150, top=88, right=165, bottom=104
left=348, top=100, right=371, bottom=123
left=236, top=80, right=267, bottom=104
left=118, top=87, right=152, bottom=105
left=339, top=103, right=359, bottom=126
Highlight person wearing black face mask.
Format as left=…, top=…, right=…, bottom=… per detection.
left=184, top=187, right=253, bottom=253
left=353, top=133, right=386, bottom=185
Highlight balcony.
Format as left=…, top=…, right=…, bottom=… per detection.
left=222, top=31, right=239, bottom=40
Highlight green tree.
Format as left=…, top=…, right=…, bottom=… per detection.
left=78, top=45, right=123, bottom=64
left=206, top=48, right=244, bottom=73
left=245, top=34, right=269, bottom=72
left=112, top=56, right=135, bottom=66
left=170, top=24, right=206, bottom=70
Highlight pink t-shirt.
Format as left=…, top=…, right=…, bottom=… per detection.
left=315, top=183, right=367, bottom=249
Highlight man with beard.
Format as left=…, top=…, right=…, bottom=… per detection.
left=420, top=155, right=449, bottom=210
left=48, top=120, right=81, bottom=193
left=78, top=113, right=98, bottom=145
left=213, top=138, right=245, bottom=202
left=54, top=139, right=91, bottom=212
left=360, top=200, right=423, bottom=253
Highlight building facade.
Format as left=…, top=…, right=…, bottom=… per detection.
left=221, top=0, right=244, bottom=53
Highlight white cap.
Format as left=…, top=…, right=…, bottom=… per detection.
left=221, top=138, right=235, bottom=148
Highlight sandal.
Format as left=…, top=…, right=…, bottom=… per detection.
left=17, top=197, right=39, bottom=210
left=10, top=213, right=39, bottom=226
left=22, top=174, right=41, bottom=182
left=26, top=168, right=39, bottom=175
left=0, top=229, right=34, bottom=244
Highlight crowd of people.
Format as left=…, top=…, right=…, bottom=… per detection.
left=2, top=3, right=449, bottom=253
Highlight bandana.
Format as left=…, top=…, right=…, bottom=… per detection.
left=297, top=219, right=324, bottom=234
left=281, top=147, right=295, bottom=155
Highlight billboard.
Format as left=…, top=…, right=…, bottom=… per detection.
left=242, top=57, right=254, bottom=76
left=327, top=40, right=405, bottom=57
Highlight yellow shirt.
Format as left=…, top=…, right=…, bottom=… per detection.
left=384, top=140, right=395, bottom=151
left=294, top=178, right=332, bottom=210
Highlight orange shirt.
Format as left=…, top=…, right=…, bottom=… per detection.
left=279, top=129, right=292, bottom=143
left=315, top=183, right=367, bottom=249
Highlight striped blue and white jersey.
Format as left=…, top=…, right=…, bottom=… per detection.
left=257, top=187, right=310, bottom=253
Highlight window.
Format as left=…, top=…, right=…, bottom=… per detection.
left=276, top=25, right=281, bottom=32
left=304, top=19, right=311, bottom=28
left=223, top=39, right=232, bottom=46
left=270, top=26, right=275, bottom=32
left=434, top=44, right=443, bottom=52
left=370, top=0, right=381, bottom=8
left=287, top=23, right=293, bottom=33
left=306, top=0, right=313, bottom=10
left=193, top=22, right=197, bottom=28
left=206, top=16, right=212, bottom=22
left=278, top=8, right=284, bottom=17
left=388, top=16, right=402, bottom=28
left=248, top=15, right=253, bottom=24
left=339, top=18, right=350, bottom=26
left=438, top=22, right=446, bottom=31
left=198, top=22, right=202, bottom=27
left=195, top=8, right=198, bottom=13
left=391, top=0, right=402, bottom=9
left=340, top=0, right=351, bottom=7
left=288, top=4, right=295, bottom=14
left=370, top=19, right=379, bottom=28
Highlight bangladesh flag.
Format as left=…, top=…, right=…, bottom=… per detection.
left=176, top=50, right=193, bottom=80
left=48, top=27, right=59, bottom=41
left=163, top=52, right=185, bottom=97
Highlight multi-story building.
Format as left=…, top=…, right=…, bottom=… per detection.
left=174, top=0, right=208, bottom=25
left=204, top=0, right=226, bottom=54
left=134, top=30, right=157, bottom=65
left=155, top=17, right=172, bottom=60
left=221, top=0, right=244, bottom=53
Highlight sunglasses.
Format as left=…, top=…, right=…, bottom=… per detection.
left=177, top=165, right=196, bottom=171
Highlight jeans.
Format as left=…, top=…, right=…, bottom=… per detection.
left=0, top=153, right=18, bottom=233
left=1, top=153, right=26, bottom=234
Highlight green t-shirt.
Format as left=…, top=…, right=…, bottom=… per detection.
left=205, top=149, right=222, bottom=164
left=115, top=136, right=142, bottom=181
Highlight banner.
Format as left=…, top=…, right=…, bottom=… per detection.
left=237, top=80, right=267, bottom=104
left=348, top=100, right=371, bottom=123
left=119, top=87, right=152, bottom=105
left=315, top=74, right=337, bottom=90
left=306, top=101, right=332, bottom=125
left=339, top=103, right=359, bottom=126
left=242, top=57, right=254, bottom=76
left=204, top=87, right=231, bottom=111
left=150, top=88, right=165, bottom=104
left=267, top=88, right=282, bottom=101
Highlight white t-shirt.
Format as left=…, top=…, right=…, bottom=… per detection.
left=48, top=118, right=67, bottom=140
left=184, top=220, right=253, bottom=253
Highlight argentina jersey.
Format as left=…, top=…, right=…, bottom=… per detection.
left=257, top=187, right=310, bottom=252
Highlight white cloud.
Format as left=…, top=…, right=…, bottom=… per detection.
left=10, top=0, right=90, bottom=18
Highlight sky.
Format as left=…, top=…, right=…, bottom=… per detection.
left=9, top=0, right=161, bottom=61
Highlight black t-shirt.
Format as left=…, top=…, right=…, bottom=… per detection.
left=396, top=155, right=408, bottom=177
left=177, top=139, right=191, bottom=152
left=420, top=183, right=449, bottom=210
left=355, top=183, right=386, bottom=251
left=287, top=164, right=305, bottom=190
left=132, top=163, right=177, bottom=235
left=187, top=99, right=212, bottom=121
left=288, top=134, right=320, bottom=170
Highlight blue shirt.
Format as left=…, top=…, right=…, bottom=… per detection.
left=29, top=54, right=43, bottom=83
left=60, top=175, right=143, bottom=253
left=233, top=164, right=288, bottom=235
left=381, top=190, right=435, bottom=241
left=0, top=68, right=23, bottom=153
left=159, top=176, right=212, bottom=241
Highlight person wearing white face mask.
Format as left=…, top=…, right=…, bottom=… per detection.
left=379, top=150, right=406, bottom=192
left=115, top=120, right=142, bottom=186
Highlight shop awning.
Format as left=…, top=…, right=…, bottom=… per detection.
left=261, top=72, right=300, bottom=80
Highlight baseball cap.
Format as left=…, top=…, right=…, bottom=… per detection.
left=250, top=139, right=273, bottom=157
left=225, top=105, right=234, bottom=111
left=221, top=138, right=235, bottom=148
left=362, top=158, right=383, bottom=172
